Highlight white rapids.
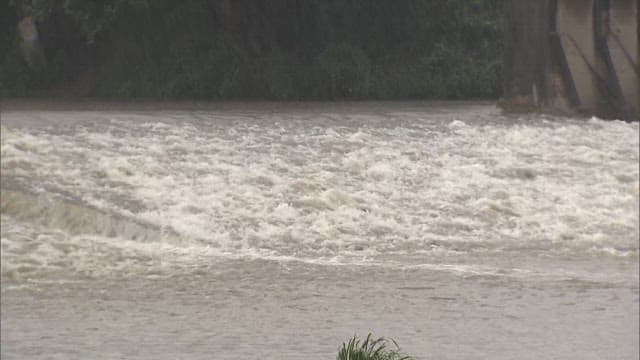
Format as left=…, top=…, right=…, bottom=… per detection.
left=1, top=102, right=638, bottom=359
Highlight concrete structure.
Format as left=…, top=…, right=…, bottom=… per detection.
left=609, top=0, right=639, bottom=115
left=557, top=0, right=598, bottom=111
left=502, top=0, right=639, bottom=121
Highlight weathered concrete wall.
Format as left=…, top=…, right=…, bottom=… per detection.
left=608, top=0, right=639, bottom=114
left=502, top=0, right=639, bottom=120
left=556, top=0, right=599, bottom=111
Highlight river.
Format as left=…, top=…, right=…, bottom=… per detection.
left=1, top=101, right=638, bottom=359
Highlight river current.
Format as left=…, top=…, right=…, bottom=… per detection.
left=1, top=102, right=638, bottom=359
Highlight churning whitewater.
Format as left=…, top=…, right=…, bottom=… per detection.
left=1, top=103, right=639, bottom=360
left=1, top=104, right=638, bottom=282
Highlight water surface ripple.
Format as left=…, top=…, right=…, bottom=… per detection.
left=1, top=103, right=638, bottom=359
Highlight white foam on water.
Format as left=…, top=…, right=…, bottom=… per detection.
left=1, top=108, right=638, bottom=282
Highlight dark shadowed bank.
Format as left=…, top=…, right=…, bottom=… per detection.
left=1, top=0, right=503, bottom=100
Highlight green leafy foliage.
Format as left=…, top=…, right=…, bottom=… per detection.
left=314, top=43, right=371, bottom=99
left=1, top=0, right=504, bottom=100
left=337, top=334, right=413, bottom=360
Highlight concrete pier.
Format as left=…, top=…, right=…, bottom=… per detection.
left=557, top=0, right=598, bottom=111
left=502, top=0, right=639, bottom=121
left=609, top=0, right=639, bottom=115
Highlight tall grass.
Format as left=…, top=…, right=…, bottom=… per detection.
left=337, top=334, right=414, bottom=360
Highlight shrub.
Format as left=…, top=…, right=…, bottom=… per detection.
left=337, top=333, right=413, bottom=360
left=314, top=43, right=372, bottom=99
left=1, top=0, right=503, bottom=100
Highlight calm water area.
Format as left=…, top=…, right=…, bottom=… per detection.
left=1, top=101, right=638, bottom=359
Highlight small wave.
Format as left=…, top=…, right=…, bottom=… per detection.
left=1, top=187, right=179, bottom=243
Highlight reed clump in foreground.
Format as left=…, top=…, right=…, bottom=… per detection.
left=337, top=333, right=414, bottom=360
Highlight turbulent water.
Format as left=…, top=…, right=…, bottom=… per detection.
left=1, top=102, right=638, bottom=359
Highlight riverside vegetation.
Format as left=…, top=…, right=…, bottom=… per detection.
left=337, top=334, right=413, bottom=360
left=1, top=0, right=503, bottom=100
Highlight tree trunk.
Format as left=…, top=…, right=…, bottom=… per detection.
left=16, top=1, right=46, bottom=71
